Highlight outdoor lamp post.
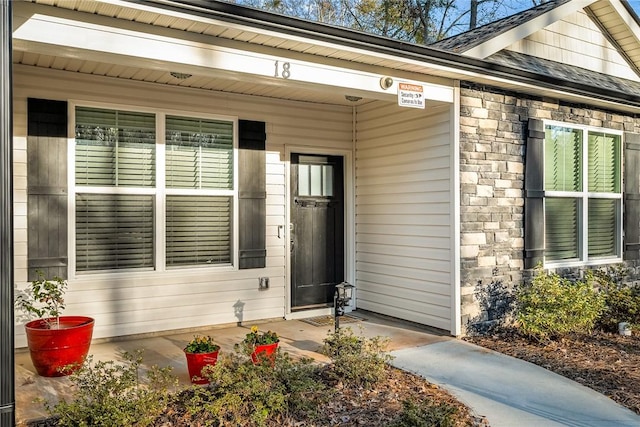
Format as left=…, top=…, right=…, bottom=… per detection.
left=333, top=282, right=355, bottom=332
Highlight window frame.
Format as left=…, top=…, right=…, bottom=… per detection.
left=68, top=101, right=239, bottom=277
left=543, top=119, right=623, bottom=267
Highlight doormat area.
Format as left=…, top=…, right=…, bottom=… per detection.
left=300, top=314, right=365, bottom=327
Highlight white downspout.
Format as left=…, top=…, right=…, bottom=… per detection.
left=451, top=82, right=462, bottom=336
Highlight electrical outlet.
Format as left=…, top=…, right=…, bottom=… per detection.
left=259, top=277, right=269, bottom=290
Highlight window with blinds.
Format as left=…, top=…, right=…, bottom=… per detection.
left=166, top=196, right=231, bottom=266
left=74, top=106, right=236, bottom=272
left=543, top=123, right=621, bottom=264
left=76, top=107, right=155, bottom=187
left=544, top=126, right=582, bottom=192
left=588, top=132, right=620, bottom=193
left=75, top=194, right=154, bottom=271
left=544, top=198, right=579, bottom=261
left=165, top=116, right=234, bottom=267
left=166, top=116, right=233, bottom=189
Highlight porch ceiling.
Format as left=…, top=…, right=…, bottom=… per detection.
left=12, top=51, right=371, bottom=107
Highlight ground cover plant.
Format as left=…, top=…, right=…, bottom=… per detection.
left=466, top=266, right=640, bottom=416
left=41, top=350, right=177, bottom=427
left=30, top=328, right=485, bottom=427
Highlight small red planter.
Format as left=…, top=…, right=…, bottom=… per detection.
left=184, top=350, right=219, bottom=384
left=25, top=316, right=95, bottom=377
left=250, top=342, right=279, bottom=366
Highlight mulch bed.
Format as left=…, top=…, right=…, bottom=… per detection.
left=305, top=367, right=489, bottom=426
left=152, top=366, right=488, bottom=426
left=465, top=329, right=640, bottom=415
left=29, top=366, right=488, bottom=427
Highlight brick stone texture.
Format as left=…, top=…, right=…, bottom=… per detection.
left=459, top=82, right=640, bottom=334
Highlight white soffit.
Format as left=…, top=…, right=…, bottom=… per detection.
left=589, top=0, right=640, bottom=67
left=463, top=0, right=599, bottom=59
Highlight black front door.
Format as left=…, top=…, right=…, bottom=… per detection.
left=290, top=154, right=344, bottom=309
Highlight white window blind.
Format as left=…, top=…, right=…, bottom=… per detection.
left=75, top=107, right=155, bottom=187
left=544, top=198, right=579, bottom=261
left=588, top=132, right=620, bottom=193
left=75, top=194, right=154, bottom=271
left=588, top=132, right=621, bottom=258
left=165, top=115, right=235, bottom=267
left=166, top=116, right=233, bottom=189
left=166, top=195, right=231, bottom=266
left=545, top=126, right=582, bottom=192
left=588, top=199, right=618, bottom=257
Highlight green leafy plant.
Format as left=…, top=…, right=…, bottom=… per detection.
left=184, top=335, right=220, bottom=354
left=589, top=267, right=640, bottom=332
left=389, top=399, right=459, bottom=427
left=516, top=268, right=605, bottom=341
left=46, top=350, right=177, bottom=427
left=185, top=349, right=328, bottom=426
left=321, top=326, right=393, bottom=387
left=243, top=325, right=279, bottom=346
left=15, top=271, right=67, bottom=329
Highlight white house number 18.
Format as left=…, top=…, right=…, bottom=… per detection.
left=274, top=61, right=291, bottom=79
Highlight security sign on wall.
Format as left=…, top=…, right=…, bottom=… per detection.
left=398, top=82, right=425, bottom=109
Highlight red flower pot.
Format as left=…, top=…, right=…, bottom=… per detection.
left=250, top=342, right=279, bottom=366
left=25, top=316, right=95, bottom=377
left=184, top=350, right=219, bottom=384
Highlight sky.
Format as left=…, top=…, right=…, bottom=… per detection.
left=627, top=1, right=640, bottom=16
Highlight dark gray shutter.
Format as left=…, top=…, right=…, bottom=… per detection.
left=27, top=98, right=68, bottom=280
left=524, top=118, right=545, bottom=269
left=624, top=132, right=640, bottom=260
left=238, top=120, right=266, bottom=269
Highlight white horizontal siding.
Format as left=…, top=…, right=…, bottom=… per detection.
left=13, top=97, right=28, bottom=289
left=506, top=10, right=640, bottom=82
left=354, top=101, right=453, bottom=332
left=13, top=65, right=353, bottom=347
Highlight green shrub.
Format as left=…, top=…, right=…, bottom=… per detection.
left=389, top=399, right=459, bottom=427
left=185, top=350, right=329, bottom=426
left=274, top=352, right=332, bottom=419
left=321, top=327, right=393, bottom=387
left=590, top=267, right=640, bottom=332
left=47, top=351, right=177, bottom=427
left=516, top=268, right=605, bottom=341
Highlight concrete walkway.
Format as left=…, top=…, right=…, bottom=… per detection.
left=391, top=340, right=640, bottom=427
left=15, top=311, right=640, bottom=426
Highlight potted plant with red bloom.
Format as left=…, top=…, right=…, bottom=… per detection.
left=183, top=335, right=220, bottom=384
left=242, top=325, right=279, bottom=365
left=15, top=271, right=94, bottom=377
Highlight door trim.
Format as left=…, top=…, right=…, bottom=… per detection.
left=284, top=145, right=354, bottom=318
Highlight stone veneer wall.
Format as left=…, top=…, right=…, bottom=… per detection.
left=459, top=82, right=640, bottom=333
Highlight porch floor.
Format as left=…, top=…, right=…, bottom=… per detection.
left=14, top=310, right=448, bottom=425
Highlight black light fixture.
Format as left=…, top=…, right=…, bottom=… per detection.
left=333, top=282, right=355, bottom=332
